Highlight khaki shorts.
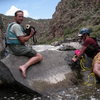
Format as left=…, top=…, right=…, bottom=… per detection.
left=92, top=52, right=100, bottom=66
left=8, top=44, right=37, bottom=58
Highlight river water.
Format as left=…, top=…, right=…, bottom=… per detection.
left=1, top=84, right=100, bottom=100
left=0, top=87, right=33, bottom=100
left=1, top=44, right=100, bottom=100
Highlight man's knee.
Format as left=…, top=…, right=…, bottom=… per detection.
left=93, top=63, right=99, bottom=73
left=36, top=53, right=43, bottom=61
left=93, top=67, right=97, bottom=74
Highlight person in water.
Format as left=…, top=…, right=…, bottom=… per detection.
left=72, top=28, right=100, bottom=78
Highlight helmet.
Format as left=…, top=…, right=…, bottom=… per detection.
left=78, top=28, right=91, bottom=36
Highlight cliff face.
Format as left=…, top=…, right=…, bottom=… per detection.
left=0, top=16, right=5, bottom=53
left=0, top=0, right=100, bottom=45
left=50, top=0, right=100, bottom=38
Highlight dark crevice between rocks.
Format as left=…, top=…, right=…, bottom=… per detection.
left=0, top=61, right=41, bottom=97
left=0, top=49, right=8, bottom=60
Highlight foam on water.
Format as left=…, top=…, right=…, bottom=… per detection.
left=32, top=45, right=60, bottom=52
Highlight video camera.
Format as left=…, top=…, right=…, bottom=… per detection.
left=24, top=24, right=36, bottom=36
left=24, top=24, right=37, bottom=44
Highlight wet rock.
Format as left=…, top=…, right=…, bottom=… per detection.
left=58, top=45, right=75, bottom=51
left=58, top=42, right=82, bottom=51
left=51, top=41, right=62, bottom=46
left=0, top=61, right=15, bottom=85
left=0, top=50, right=78, bottom=95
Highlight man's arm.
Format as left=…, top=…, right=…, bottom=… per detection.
left=18, top=28, right=35, bottom=44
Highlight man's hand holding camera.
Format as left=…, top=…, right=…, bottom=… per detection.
left=30, top=28, right=36, bottom=37
left=24, top=24, right=37, bottom=44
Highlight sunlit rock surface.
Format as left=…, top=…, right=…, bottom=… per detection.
left=0, top=49, right=78, bottom=95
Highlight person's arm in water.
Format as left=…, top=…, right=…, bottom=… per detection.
left=72, top=46, right=87, bottom=62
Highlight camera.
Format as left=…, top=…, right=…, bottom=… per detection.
left=24, top=24, right=37, bottom=44
left=24, top=24, right=36, bottom=36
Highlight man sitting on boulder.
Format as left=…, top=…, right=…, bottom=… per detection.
left=6, top=10, right=43, bottom=78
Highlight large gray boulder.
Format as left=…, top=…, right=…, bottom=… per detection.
left=0, top=50, right=78, bottom=95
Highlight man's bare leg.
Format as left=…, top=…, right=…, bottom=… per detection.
left=93, top=63, right=100, bottom=77
left=19, top=53, right=43, bottom=78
